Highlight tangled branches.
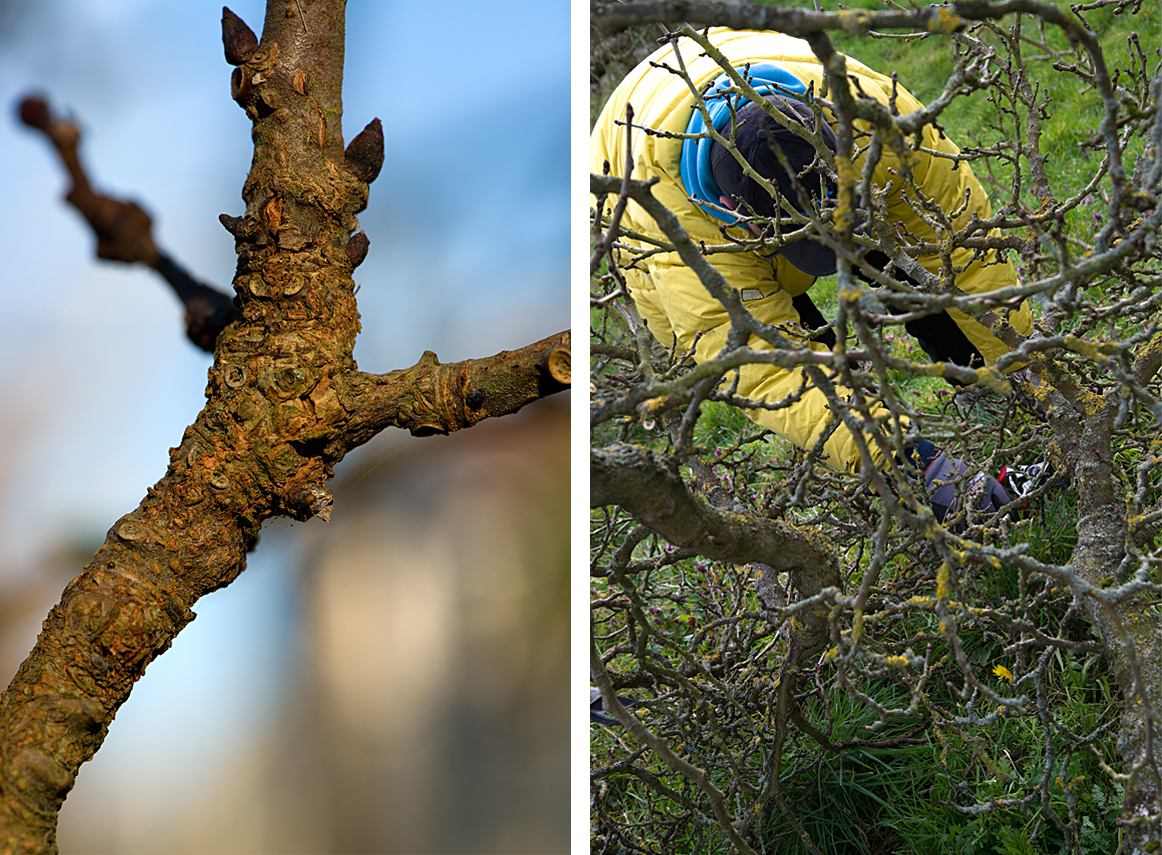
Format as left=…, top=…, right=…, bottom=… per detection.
left=591, top=2, right=1162, bottom=852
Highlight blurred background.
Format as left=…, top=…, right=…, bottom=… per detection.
left=0, top=0, right=570, bottom=852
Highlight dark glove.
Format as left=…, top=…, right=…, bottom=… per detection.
left=922, top=452, right=1013, bottom=531
left=590, top=686, right=639, bottom=727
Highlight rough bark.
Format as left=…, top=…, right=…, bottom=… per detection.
left=0, top=3, right=568, bottom=851
left=1050, top=396, right=1162, bottom=840
left=592, top=442, right=839, bottom=655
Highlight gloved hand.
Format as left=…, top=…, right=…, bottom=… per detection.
left=904, top=441, right=1012, bottom=531
left=922, top=452, right=1013, bottom=531
left=590, top=686, right=639, bottom=727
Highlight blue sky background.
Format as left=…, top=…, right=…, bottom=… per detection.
left=0, top=0, right=569, bottom=842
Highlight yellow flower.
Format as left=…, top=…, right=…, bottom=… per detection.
left=993, top=664, right=1014, bottom=683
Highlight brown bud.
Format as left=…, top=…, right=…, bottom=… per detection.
left=344, top=118, right=384, bottom=184
left=345, top=231, right=370, bottom=268
left=222, top=7, right=258, bottom=66
left=18, top=95, right=51, bottom=130
left=218, top=213, right=244, bottom=236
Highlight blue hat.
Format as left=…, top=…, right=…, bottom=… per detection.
left=680, top=66, right=837, bottom=277
left=711, top=96, right=838, bottom=277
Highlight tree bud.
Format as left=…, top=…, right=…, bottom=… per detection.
left=18, top=96, right=51, bottom=131
left=222, top=7, right=258, bottom=66
left=344, top=118, right=384, bottom=184
left=219, top=213, right=244, bottom=236
left=346, top=231, right=370, bottom=268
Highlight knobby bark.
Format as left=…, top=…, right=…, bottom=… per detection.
left=591, top=442, right=839, bottom=684
left=0, top=3, right=568, bottom=852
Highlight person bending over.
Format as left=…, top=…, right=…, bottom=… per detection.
left=592, top=28, right=1031, bottom=527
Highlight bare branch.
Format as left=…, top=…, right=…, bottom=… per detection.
left=17, top=95, right=238, bottom=353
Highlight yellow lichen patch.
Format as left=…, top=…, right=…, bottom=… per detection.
left=1063, top=334, right=1123, bottom=360
left=884, top=654, right=910, bottom=668
left=640, top=396, right=672, bottom=416
left=1138, top=332, right=1162, bottom=369
left=836, top=8, right=877, bottom=34
left=936, top=561, right=952, bottom=603
left=833, top=157, right=858, bottom=234
left=927, top=6, right=961, bottom=35
left=973, top=367, right=1012, bottom=396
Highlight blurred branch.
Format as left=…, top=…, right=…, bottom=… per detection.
left=17, top=95, right=238, bottom=352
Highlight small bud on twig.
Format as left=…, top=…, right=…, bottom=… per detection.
left=345, top=231, right=370, bottom=268
left=18, top=96, right=50, bottom=131
left=218, top=213, right=244, bottom=236
left=344, top=118, right=384, bottom=184
left=222, top=7, right=258, bottom=66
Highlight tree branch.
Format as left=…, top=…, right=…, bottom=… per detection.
left=17, top=96, right=239, bottom=353
left=339, top=332, right=571, bottom=449
left=592, top=444, right=832, bottom=573
left=590, top=0, right=961, bottom=37
left=591, top=4, right=1162, bottom=846
left=0, top=3, right=569, bottom=851
left=592, top=442, right=839, bottom=657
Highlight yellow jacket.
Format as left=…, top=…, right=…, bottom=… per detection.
left=592, top=29, right=1031, bottom=472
